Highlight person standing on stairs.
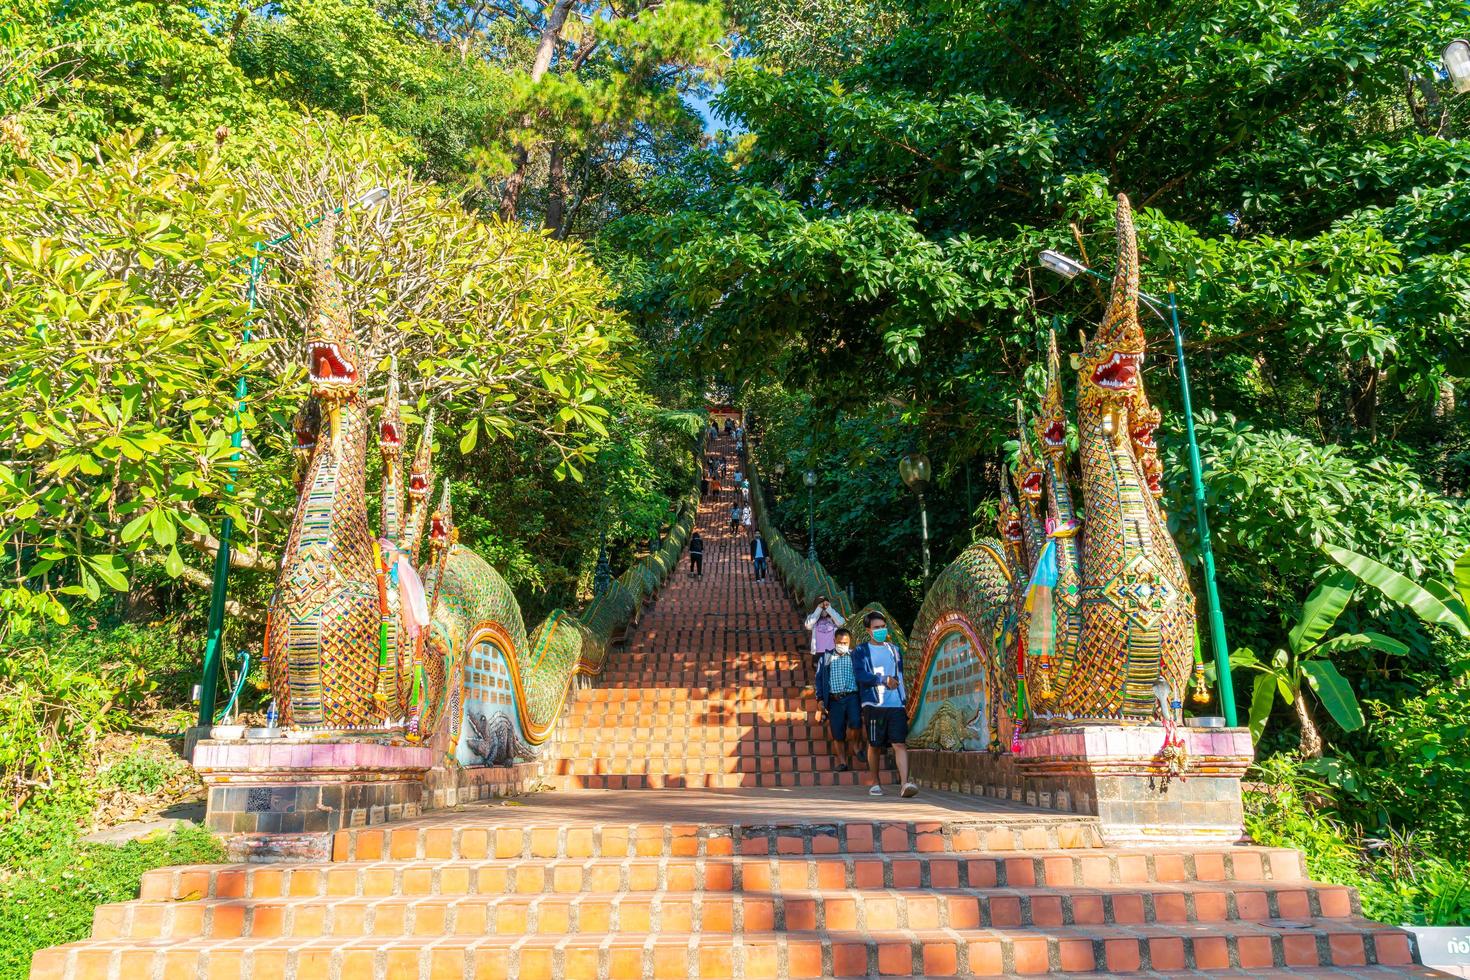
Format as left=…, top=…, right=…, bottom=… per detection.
left=805, top=596, right=844, bottom=664
left=730, top=500, right=741, bottom=530
left=854, top=611, right=919, bottom=798
left=815, top=627, right=864, bottom=771
left=689, top=531, right=704, bottom=578
left=749, top=529, right=768, bottom=579
left=741, top=502, right=753, bottom=533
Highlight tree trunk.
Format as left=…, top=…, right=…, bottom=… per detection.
left=498, top=0, right=576, bottom=222
left=544, top=141, right=569, bottom=237
left=1294, top=689, right=1324, bottom=758
left=1349, top=359, right=1378, bottom=441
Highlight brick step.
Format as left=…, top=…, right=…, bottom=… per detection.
left=575, top=688, right=812, bottom=701
left=544, top=771, right=904, bottom=790
left=91, top=882, right=1361, bottom=940
left=563, top=713, right=823, bottom=724
left=32, top=920, right=1418, bottom=978
left=552, top=731, right=834, bottom=746
left=555, top=738, right=833, bottom=753
left=137, top=848, right=1304, bottom=902
left=549, top=752, right=851, bottom=770
left=332, top=818, right=1103, bottom=862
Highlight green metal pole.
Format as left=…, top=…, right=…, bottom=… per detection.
left=1166, top=291, right=1238, bottom=727
left=198, top=246, right=261, bottom=727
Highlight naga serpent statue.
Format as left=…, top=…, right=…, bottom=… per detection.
left=896, top=194, right=1201, bottom=747
left=263, top=216, right=695, bottom=758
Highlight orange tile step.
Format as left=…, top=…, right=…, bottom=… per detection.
left=90, top=881, right=1362, bottom=940
left=136, top=847, right=1306, bottom=902
left=330, top=818, right=1103, bottom=862
left=31, top=920, right=1419, bottom=979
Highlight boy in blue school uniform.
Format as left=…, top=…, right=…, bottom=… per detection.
left=852, top=611, right=919, bottom=798
left=814, top=628, right=863, bottom=771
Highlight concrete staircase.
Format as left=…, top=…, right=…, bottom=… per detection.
left=30, top=435, right=1438, bottom=977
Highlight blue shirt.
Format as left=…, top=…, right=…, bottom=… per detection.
left=862, top=642, right=904, bottom=708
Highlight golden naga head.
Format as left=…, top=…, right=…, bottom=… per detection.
left=996, top=463, right=1024, bottom=548
left=304, top=213, right=363, bottom=403
left=291, top=398, right=320, bottom=491
left=1129, top=394, right=1164, bottom=497
left=1035, top=330, right=1068, bottom=457
left=429, top=483, right=456, bottom=555
left=1078, top=194, right=1147, bottom=405
left=379, top=356, right=404, bottom=457
left=1013, top=401, right=1044, bottom=504
left=408, top=406, right=435, bottom=503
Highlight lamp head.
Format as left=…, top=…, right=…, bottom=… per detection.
left=1039, top=249, right=1087, bottom=280
left=899, top=452, right=931, bottom=489
left=804, top=470, right=817, bottom=487
left=1446, top=40, right=1470, bottom=94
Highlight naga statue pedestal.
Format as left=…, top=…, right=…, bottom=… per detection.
left=194, top=735, right=434, bottom=862
left=1014, top=725, right=1254, bottom=847
left=908, top=725, right=1254, bottom=847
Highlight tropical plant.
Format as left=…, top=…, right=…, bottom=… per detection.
left=1231, top=570, right=1407, bottom=756
left=1326, top=543, right=1470, bottom=642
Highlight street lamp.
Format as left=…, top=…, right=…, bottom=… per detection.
left=197, top=188, right=392, bottom=729
left=803, top=470, right=818, bottom=561
left=1445, top=39, right=1470, bottom=93
left=1038, top=247, right=1238, bottom=728
left=899, top=452, right=932, bottom=584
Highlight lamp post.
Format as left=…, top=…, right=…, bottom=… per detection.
left=1445, top=39, right=1470, bottom=93
left=898, top=453, right=932, bottom=584
left=804, top=470, right=818, bottom=561
left=197, top=187, right=391, bottom=729
left=1037, top=247, right=1238, bottom=728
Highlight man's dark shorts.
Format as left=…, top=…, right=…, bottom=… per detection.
left=863, top=705, right=909, bottom=748
left=825, top=692, right=860, bottom=740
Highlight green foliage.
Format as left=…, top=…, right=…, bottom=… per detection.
left=1361, top=676, right=1470, bottom=855
left=1229, top=570, right=1407, bottom=755
left=1245, top=754, right=1470, bottom=927
left=0, top=119, right=641, bottom=639
left=0, top=825, right=224, bottom=980
left=100, top=747, right=189, bottom=797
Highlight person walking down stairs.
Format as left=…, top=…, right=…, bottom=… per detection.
left=854, top=610, right=919, bottom=798
left=688, top=530, right=704, bottom=578
left=749, top=529, right=768, bottom=580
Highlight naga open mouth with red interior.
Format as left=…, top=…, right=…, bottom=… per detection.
left=409, top=472, right=428, bottom=495
left=1090, top=350, right=1142, bottom=390
left=1003, top=519, right=1024, bottom=543
left=1131, top=425, right=1157, bottom=450
left=1042, top=419, right=1066, bottom=448
left=429, top=513, right=448, bottom=542
left=379, top=420, right=402, bottom=448
left=309, top=341, right=358, bottom=387
left=1021, top=471, right=1043, bottom=497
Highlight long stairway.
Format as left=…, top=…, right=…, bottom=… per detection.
left=548, top=463, right=886, bottom=790
left=31, top=434, right=1437, bottom=977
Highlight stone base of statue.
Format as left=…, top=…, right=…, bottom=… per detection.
left=193, top=734, right=434, bottom=862
left=908, top=724, right=1254, bottom=847
left=1016, top=724, right=1253, bottom=846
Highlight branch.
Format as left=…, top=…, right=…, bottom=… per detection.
left=176, top=565, right=265, bottom=623
left=181, top=525, right=274, bottom=572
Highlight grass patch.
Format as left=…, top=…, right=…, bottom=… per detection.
left=0, top=823, right=224, bottom=980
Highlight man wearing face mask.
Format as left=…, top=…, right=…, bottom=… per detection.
left=814, top=627, right=863, bottom=771
left=853, top=611, right=918, bottom=798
